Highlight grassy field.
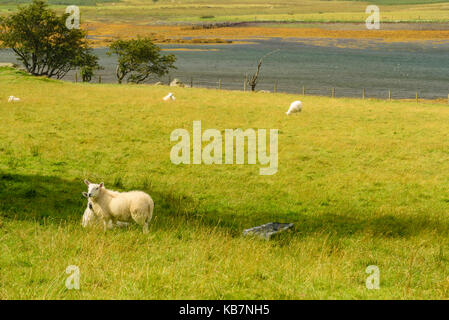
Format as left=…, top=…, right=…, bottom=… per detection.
left=1, top=66, right=449, bottom=299
left=1, top=0, right=449, bottom=23
left=1, top=0, right=449, bottom=47
left=79, top=0, right=449, bottom=24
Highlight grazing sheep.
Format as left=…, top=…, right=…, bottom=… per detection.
left=169, top=78, right=185, bottom=87
left=0, top=63, right=15, bottom=68
left=8, top=96, right=20, bottom=102
left=82, top=199, right=130, bottom=229
left=163, top=92, right=176, bottom=101
left=286, top=100, right=302, bottom=115
left=82, top=180, right=154, bottom=233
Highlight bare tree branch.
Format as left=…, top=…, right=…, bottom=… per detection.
left=247, top=49, right=280, bottom=92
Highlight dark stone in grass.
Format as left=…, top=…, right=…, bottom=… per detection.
left=243, top=222, right=294, bottom=240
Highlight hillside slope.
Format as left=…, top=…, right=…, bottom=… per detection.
left=1, top=67, right=449, bottom=299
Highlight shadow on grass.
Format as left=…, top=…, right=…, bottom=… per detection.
left=1, top=172, right=448, bottom=238
left=200, top=209, right=449, bottom=239
left=0, top=172, right=201, bottom=226
left=0, top=173, right=86, bottom=223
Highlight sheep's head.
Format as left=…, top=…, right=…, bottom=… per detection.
left=82, top=180, right=104, bottom=199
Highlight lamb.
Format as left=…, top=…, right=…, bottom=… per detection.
left=82, top=199, right=97, bottom=228
left=82, top=180, right=154, bottom=233
left=163, top=92, right=176, bottom=101
left=8, top=96, right=20, bottom=102
left=82, top=198, right=129, bottom=229
left=286, top=100, right=302, bottom=115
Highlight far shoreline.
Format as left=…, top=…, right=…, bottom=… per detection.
left=84, top=21, right=449, bottom=48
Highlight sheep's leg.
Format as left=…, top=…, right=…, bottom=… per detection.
left=131, top=208, right=149, bottom=234
left=115, top=221, right=129, bottom=228
left=103, top=219, right=112, bottom=232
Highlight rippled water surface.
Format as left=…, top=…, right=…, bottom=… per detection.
left=1, top=38, right=448, bottom=99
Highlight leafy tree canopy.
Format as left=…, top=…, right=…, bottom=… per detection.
left=0, top=0, right=100, bottom=79
left=108, top=37, right=176, bottom=84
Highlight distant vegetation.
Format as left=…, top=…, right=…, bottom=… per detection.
left=347, top=0, right=449, bottom=4
left=0, top=0, right=100, bottom=79
left=0, top=0, right=118, bottom=4
left=2, top=0, right=449, bottom=23
left=108, top=37, right=176, bottom=84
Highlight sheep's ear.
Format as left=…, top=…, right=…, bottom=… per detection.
left=84, top=180, right=91, bottom=186
left=99, top=182, right=104, bottom=188
left=82, top=192, right=88, bottom=198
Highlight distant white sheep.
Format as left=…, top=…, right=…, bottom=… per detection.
left=286, top=100, right=302, bottom=115
left=8, top=96, right=20, bottom=102
left=82, top=180, right=154, bottom=233
left=82, top=199, right=129, bottom=229
left=163, top=92, right=176, bottom=101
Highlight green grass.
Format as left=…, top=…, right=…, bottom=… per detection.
left=1, top=66, right=449, bottom=299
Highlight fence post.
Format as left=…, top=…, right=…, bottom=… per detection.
left=332, top=87, right=335, bottom=98
left=362, top=88, right=365, bottom=99
left=389, top=89, right=391, bottom=101
left=190, top=77, right=193, bottom=88
left=168, top=75, right=171, bottom=86
left=244, top=74, right=247, bottom=92
left=416, top=92, right=419, bottom=103
left=302, top=86, right=305, bottom=96
left=274, top=80, right=277, bottom=93
left=75, top=72, right=77, bottom=83
left=98, top=75, right=101, bottom=84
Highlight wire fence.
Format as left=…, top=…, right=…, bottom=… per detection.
left=76, top=71, right=449, bottom=103
left=168, top=74, right=449, bottom=102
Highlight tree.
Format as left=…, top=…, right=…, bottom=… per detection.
left=247, top=59, right=262, bottom=92
left=108, top=38, right=176, bottom=84
left=246, top=49, right=280, bottom=92
left=80, top=66, right=94, bottom=82
left=77, top=48, right=102, bottom=82
left=0, top=0, right=100, bottom=79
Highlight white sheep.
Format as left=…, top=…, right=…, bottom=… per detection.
left=8, top=96, right=20, bottom=102
left=163, top=92, right=176, bottom=101
left=286, top=100, right=302, bottom=115
left=82, top=180, right=154, bottom=233
left=82, top=199, right=130, bottom=229
left=82, top=199, right=97, bottom=228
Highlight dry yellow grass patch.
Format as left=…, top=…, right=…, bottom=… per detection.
left=84, top=22, right=449, bottom=47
